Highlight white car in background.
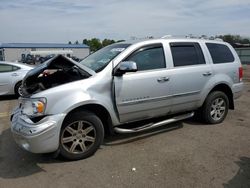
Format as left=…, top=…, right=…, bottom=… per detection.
left=0, top=61, right=33, bottom=96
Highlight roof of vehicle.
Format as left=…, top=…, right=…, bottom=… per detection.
left=122, top=37, right=227, bottom=45
left=0, top=61, right=34, bottom=69
left=0, top=43, right=89, bottom=49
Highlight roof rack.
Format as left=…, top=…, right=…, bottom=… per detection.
left=161, top=35, right=224, bottom=41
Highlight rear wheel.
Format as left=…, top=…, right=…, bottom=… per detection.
left=59, top=111, right=104, bottom=160
left=14, top=82, right=23, bottom=96
left=201, top=91, right=229, bottom=124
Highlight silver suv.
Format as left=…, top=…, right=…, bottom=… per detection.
left=10, top=38, right=243, bottom=160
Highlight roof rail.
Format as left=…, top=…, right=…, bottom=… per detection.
left=160, top=35, right=224, bottom=41
left=161, top=35, right=173, bottom=39
left=214, top=38, right=223, bottom=41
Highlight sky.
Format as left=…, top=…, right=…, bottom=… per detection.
left=0, top=0, right=250, bottom=43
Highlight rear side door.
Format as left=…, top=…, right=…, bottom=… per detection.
left=0, top=64, right=20, bottom=95
left=168, top=42, right=213, bottom=112
left=114, top=43, right=172, bottom=123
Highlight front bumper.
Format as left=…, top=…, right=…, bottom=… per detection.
left=10, top=108, right=66, bottom=153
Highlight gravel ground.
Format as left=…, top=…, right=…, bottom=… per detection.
left=0, top=66, right=249, bottom=188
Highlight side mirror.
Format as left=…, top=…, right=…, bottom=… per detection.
left=114, top=61, right=137, bottom=76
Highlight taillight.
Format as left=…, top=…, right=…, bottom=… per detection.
left=239, top=67, right=243, bottom=82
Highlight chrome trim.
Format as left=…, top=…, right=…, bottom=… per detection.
left=118, top=91, right=200, bottom=106
left=114, top=112, right=194, bottom=133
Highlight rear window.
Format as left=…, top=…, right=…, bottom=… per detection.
left=170, top=42, right=205, bottom=67
left=206, top=43, right=234, bottom=64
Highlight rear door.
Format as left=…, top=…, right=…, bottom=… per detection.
left=168, top=42, right=213, bottom=112
left=114, top=43, right=172, bottom=123
left=0, top=63, right=14, bottom=95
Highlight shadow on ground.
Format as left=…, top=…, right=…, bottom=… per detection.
left=0, top=122, right=183, bottom=179
left=104, top=122, right=183, bottom=146
left=0, top=95, right=18, bottom=101
left=0, top=128, right=59, bottom=179
left=223, top=157, right=250, bottom=188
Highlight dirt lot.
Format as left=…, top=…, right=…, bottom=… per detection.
left=0, top=66, right=250, bottom=188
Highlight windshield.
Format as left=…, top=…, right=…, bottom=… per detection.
left=80, top=43, right=131, bottom=72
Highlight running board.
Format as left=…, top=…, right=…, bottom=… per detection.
left=114, top=112, right=194, bottom=134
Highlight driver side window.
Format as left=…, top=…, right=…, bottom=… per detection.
left=125, top=44, right=166, bottom=71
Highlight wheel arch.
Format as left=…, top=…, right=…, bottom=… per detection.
left=13, top=80, right=23, bottom=95
left=63, top=103, right=115, bottom=136
left=205, top=83, right=234, bottom=110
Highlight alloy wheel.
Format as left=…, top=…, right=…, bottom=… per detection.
left=61, top=120, right=96, bottom=154
left=210, top=97, right=226, bottom=121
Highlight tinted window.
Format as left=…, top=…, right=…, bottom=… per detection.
left=0, top=64, right=13, bottom=72
left=126, top=45, right=166, bottom=71
left=170, top=42, right=205, bottom=67
left=206, top=43, right=234, bottom=64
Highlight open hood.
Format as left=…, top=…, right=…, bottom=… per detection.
left=22, top=55, right=95, bottom=96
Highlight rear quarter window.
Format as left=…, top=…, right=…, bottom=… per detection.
left=206, top=43, right=235, bottom=64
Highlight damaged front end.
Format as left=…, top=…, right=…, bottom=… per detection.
left=22, top=55, right=95, bottom=96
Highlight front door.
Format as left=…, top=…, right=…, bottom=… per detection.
left=114, top=44, right=172, bottom=123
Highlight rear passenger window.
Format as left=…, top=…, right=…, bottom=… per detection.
left=206, top=43, right=234, bottom=64
left=0, top=64, right=13, bottom=72
left=126, top=44, right=166, bottom=71
left=170, top=42, right=205, bottom=67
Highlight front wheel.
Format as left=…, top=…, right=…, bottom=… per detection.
left=201, top=91, right=229, bottom=124
left=59, top=111, right=104, bottom=160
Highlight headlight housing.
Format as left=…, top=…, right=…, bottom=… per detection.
left=21, top=98, right=47, bottom=117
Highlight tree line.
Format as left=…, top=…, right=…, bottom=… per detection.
left=68, top=38, right=124, bottom=52
left=68, top=35, right=250, bottom=52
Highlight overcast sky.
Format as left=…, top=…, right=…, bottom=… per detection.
left=0, top=0, right=250, bottom=43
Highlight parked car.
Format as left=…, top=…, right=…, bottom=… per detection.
left=0, top=61, right=33, bottom=96
left=10, top=38, right=243, bottom=160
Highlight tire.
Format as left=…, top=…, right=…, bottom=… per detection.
left=201, top=91, right=229, bottom=124
left=59, top=111, right=104, bottom=160
left=14, top=82, right=23, bottom=97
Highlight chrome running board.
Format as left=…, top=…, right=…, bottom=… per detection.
left=114, top=112, right=194, bottom=134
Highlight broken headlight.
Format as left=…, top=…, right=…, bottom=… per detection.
left=21, top=98, right=47, bottom=117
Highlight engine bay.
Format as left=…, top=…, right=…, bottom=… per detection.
left=22, top=55, right=91, bottom=96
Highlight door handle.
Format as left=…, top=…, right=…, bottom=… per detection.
left=157, top=77, right=169, bottom=82
left=202, top=72, right=212, bottom=76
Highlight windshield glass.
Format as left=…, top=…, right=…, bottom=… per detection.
left=80, top=43, right=131, bottom=72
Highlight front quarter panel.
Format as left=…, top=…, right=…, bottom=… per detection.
left=31, top=77, right=120, bottom=126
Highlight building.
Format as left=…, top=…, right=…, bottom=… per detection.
left=0, top=43, right=89, bottom=62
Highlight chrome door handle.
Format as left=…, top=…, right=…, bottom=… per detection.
left=157, top=77, right=169, bottom=82
left=202, top=72, right=212, bottom=76
left=11, top=73, right=18, bottom=76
